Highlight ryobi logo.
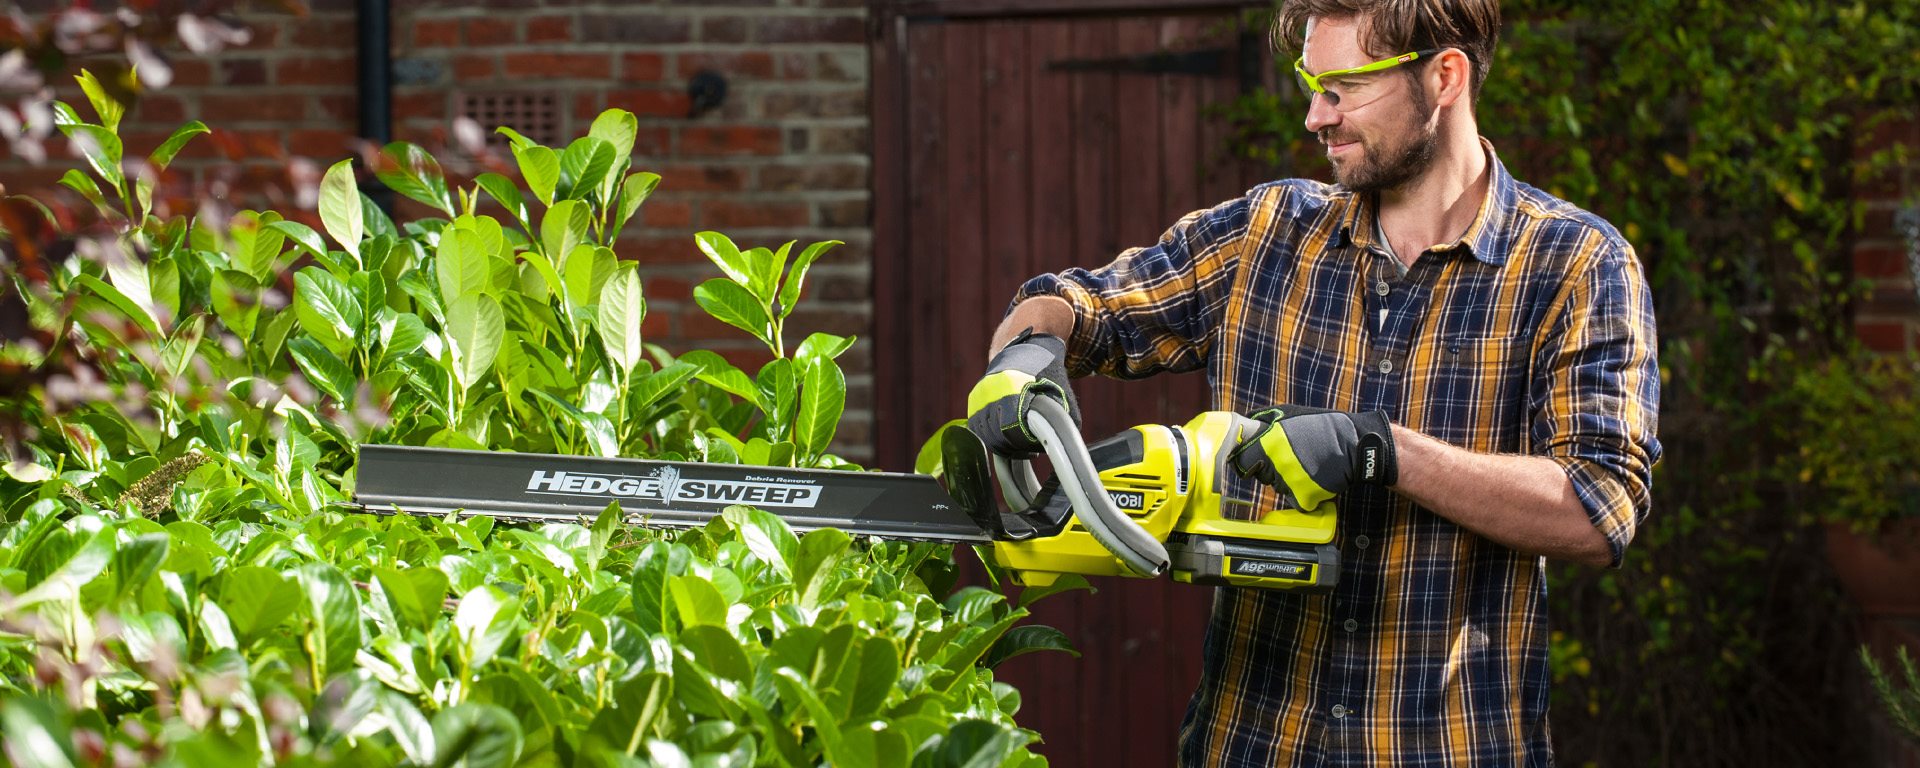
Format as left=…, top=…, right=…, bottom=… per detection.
left=525, top=468, right=822, bottom=508
left=1108, top=491, right=1146, bottom=511
left=1229, top=559, right=1310, bottom=578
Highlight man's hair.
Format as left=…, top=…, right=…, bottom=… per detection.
left=1275, top=0, right=1500, bottom=103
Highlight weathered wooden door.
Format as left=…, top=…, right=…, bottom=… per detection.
left=873, top=2, right=1272, bottom=762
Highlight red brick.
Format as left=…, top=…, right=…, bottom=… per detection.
left=619, top=235, right=705, bottom=265
left=607, top=89, right=691, bottom=119
left=678, top=51, right=775, bottom=80
left=413, top=18, right=462, bottom=47
left=642, top=199, right=693, bottom=228
left=220, top=58, right=267, bottom=86
left=1857, top=321, right=1912, bottom=353
left=753, top=16, right=862, bottom=45
left=288, top=130, right=357, bottom=159
left=637, top=275, right=693, bottom=301
left=467, top=18, right=516, bottom=46
left=171, top=60, right=212, bottom=87
left=700, top=17, right=748, bottom=44
left=1856, top=244, right=1913, bottom=280
left=816, top=199, right=868, bottom=228
left=777, top=52, right=811, bottom=79
left=394, top=92, right=447, bottom=120
left=705, top=344, right=776, bottom=374
left=573, top=92, right=605, bottom=120
left=318, top=95, right=358, bottom=123
left=623, top=53, right=667, bottom=82
left=702, top=200, right=808, bottom=229
left=136, top=95, right=187, bottom=124
left=291, top=18, right=356, bottom=48
left=680, top=125, right=783, bottom=157
left=785, top=307, right=868, bottom=337
left=504, top=52, right=612, bottom=79
left=528, top=15, right=574, bottom=43
left=634, top=127, right=672, bottom=157
left=233, top=21, right=281, bottom=51
left=453, top=54, right=496, bottom=80
left=279, top=57, right=358, bottom=87
left=760, top=162, right=866, bottom=191
left=204, top=94, right=307, bottom=123
left=657, top=164, right=748, bottom=192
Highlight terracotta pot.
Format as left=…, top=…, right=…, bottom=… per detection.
left=1825, top=517, right=1920, bottom=617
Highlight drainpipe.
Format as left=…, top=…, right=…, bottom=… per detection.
left=357, top=0, right=393, bottom=214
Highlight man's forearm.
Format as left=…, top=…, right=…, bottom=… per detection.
left=987, top=296, right=1076, bottom=360
left=1389, top=426, right=1613, bottom=568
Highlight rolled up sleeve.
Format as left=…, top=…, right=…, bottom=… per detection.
left=1010, top=196, right=1249, bottom=380
left=1530, top=238, right=1663, bottom=567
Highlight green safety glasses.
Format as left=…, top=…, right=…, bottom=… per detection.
left=1293, top=48, right=1443, bottom=111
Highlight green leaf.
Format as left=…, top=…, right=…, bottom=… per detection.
left=475, top=172, right=531, bottom=233
left=514, top=143, right=561, bottom=207
left=110, top=532, right=168, bottom=603
left=629, top=361, right=700, bottom=414
left=430, top=703, right=524, bottom=768
left=793, top=527, right=851, bottom=608
left=630, top=542, right=687, bottom=635
left=695, top=231, right=753, bottom=286
left=612, top=172, right=661, bottom=238
left=230, top=210, right=288, bottom=281
left=68, top=124, right=122, bottom=192
left=562, top=244, right=615, bottom=311
left=584, top=671, right=671, bottom=756
left=795, top=356, right=846, bottom=459
left=667, top=574, right=729, bottom=627
left=76, top=69, right=124, bottom=131
left=376, top=141, right=454, bottom=216
left=679, top=625, right=752, bottom=683
left=267, top=219, right=336, bottom=267
left=588, top=502, right=622, bottom=570
left=757, top=358, right=797, bottom=443
left=796, top=332, right=856, bottom=364
left=778, top=240, right=840, bottom=319
left=772, top=667, right=847, bottom=760
left=445, top=295, right=506, bottom=393
left=294, top=266, right=362, bottom=355
left=693, top=278, right=770, bottom=344
left=598, top=266, right=647, bottom=377
left=680, top=351, right=760, bottom=404
left=935, top=610, right=1025, bottom=692
left=0, top=696, right=77, bottom=768
left=454, top=584, right=519, bottom=670
left=320, top=158, right=364, bottom=261
left=148, top=120, right=209, bottom=172
left=721, top=505, right=797, bottom=578
left=517, top=247, right=565, bottom=303
left=16, top=527, right=112, bottom=608
left=747, top=243, right=791, bottom=307
left=58, top=169, right=107, bottom=210
left=558, top=136, right=616, bottom=202
left=372, top=566, right=449, bottom=634
left=931, top=720, right=1033, bottom=768
left=589, top=109, right=639, bottom=167
left=74, top=273, right=160, bottom=338
left=1017, top=572, right=1093, bottom=608
left=494, top=126, right=536, bottom=151
left=851, top=637, right=902, bottom=718
left=914, top=419, right=968, bottom=476
left=528, top=388, right=618, bottom=457
left=297, top=562, right=363, bottom=682
left=437, top=226, right=491, bottom=303
left=542, top=199, right=591, bottom=266
left=984, top=624, right=1079, bottom=669
left=218, top=565, right=302, bottom=643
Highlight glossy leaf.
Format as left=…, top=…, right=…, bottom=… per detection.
left=430, top=703, right=524, bottom=768
left=297, top=562, right=363, bottom=682
left=692, top=278, right=769, bottom=345
left=598, top=266, right=647, bottom=377
left=319, top=158, right=364, bottom=261
left=513, top=143, right=561, bottom=207
left=217, top=565, right=302, bottom=642
left=475, top=172, right=531, bottom=233
left=445, top=294, right=505, bottom=393
left=148, top=120, right=210, bottom=172
left=694, top=231, right=753, bottom=287
left=558, top=136, right=616, bottom=202
left=795, top=356, right=845, bottom=459
left=376, top=141, right=454, bottom=216
left=778, top=240, right=841, bottom=319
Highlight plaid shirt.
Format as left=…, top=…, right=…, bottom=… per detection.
left=1012, top=145, right=1661, bottom=767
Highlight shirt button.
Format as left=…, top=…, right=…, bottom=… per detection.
left=1375, top=281, right=1390, bottom=296
left=1343, top=619, right=1359, bottom=633
left=1355, top=535, right=1371, bottom=550
left=1331, top=704, right=1349, bottom=719
left=1378, top=358, right=1394, bottom=374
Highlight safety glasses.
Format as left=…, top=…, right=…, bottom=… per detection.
left=1293, top=49, right=1442, bottom=112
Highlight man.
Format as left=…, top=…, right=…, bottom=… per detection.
left=964, top=0, right=1662, bottom=765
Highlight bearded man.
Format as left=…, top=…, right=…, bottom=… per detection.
left=964, top=0, right=1662, bottom=764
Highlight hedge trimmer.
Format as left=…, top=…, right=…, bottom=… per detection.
left=353, top=400, right=1339, bottom=591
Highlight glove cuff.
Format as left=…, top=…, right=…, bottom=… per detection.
left=1347, top=410, right=1398, bottom=486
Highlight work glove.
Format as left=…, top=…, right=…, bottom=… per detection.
left=1227, top=405, right=1397, bottom=511
left=966, top=329, right=1080, bottom=458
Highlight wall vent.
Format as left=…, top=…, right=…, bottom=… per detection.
left=458, top=92, right=562, bottom=149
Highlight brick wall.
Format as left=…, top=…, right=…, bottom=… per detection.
left=1855, top=117, right=1920, bottom=353
left=2, top=0, right=880, bottom=462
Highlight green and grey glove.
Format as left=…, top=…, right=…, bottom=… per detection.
left=1227, top=405, right=1397, bottom=510
left=966, top=329, right=1080, bottom=458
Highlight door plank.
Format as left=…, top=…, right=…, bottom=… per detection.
left=904, top=20, right=952, bottom=465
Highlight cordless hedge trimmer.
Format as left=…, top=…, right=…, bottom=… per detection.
left=353, top=401, right=1338, bottom=591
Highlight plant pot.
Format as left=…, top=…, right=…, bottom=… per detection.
left=1825, top=517, right=1920, bottom=618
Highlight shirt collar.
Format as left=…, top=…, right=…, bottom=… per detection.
left=1334, top=138, right=1515, bottom=267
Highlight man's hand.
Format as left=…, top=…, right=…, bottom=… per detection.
left=966, top=329, right=1079, bottom=458
left=1228, top=406, right=1398, bottom=510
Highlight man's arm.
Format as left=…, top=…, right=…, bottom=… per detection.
left=1390, top=426, right=1613, bottom=568
left=987, top=296, right=1075, bottom=359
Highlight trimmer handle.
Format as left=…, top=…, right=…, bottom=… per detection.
left=992, top=396, right=1170, bottom=577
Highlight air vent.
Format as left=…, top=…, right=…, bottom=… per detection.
left=458, top=92, right=562, bottom=148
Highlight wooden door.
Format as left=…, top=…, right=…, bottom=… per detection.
left=873, top=2, right=1273, bottom=763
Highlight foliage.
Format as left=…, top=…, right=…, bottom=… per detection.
left=1222, top=0, right=1920, bottom=764
left=0, top=83, right=1065, bottom=766
left=1782, top=348, right=1920, bottom=529
left=1864, top=645, right=1920, bottom=743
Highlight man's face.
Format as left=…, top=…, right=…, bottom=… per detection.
left=1300, top=17, right=1438, bottom=193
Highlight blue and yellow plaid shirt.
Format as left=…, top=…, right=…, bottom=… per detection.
left=1013, top=145, right=1661, bottom=767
